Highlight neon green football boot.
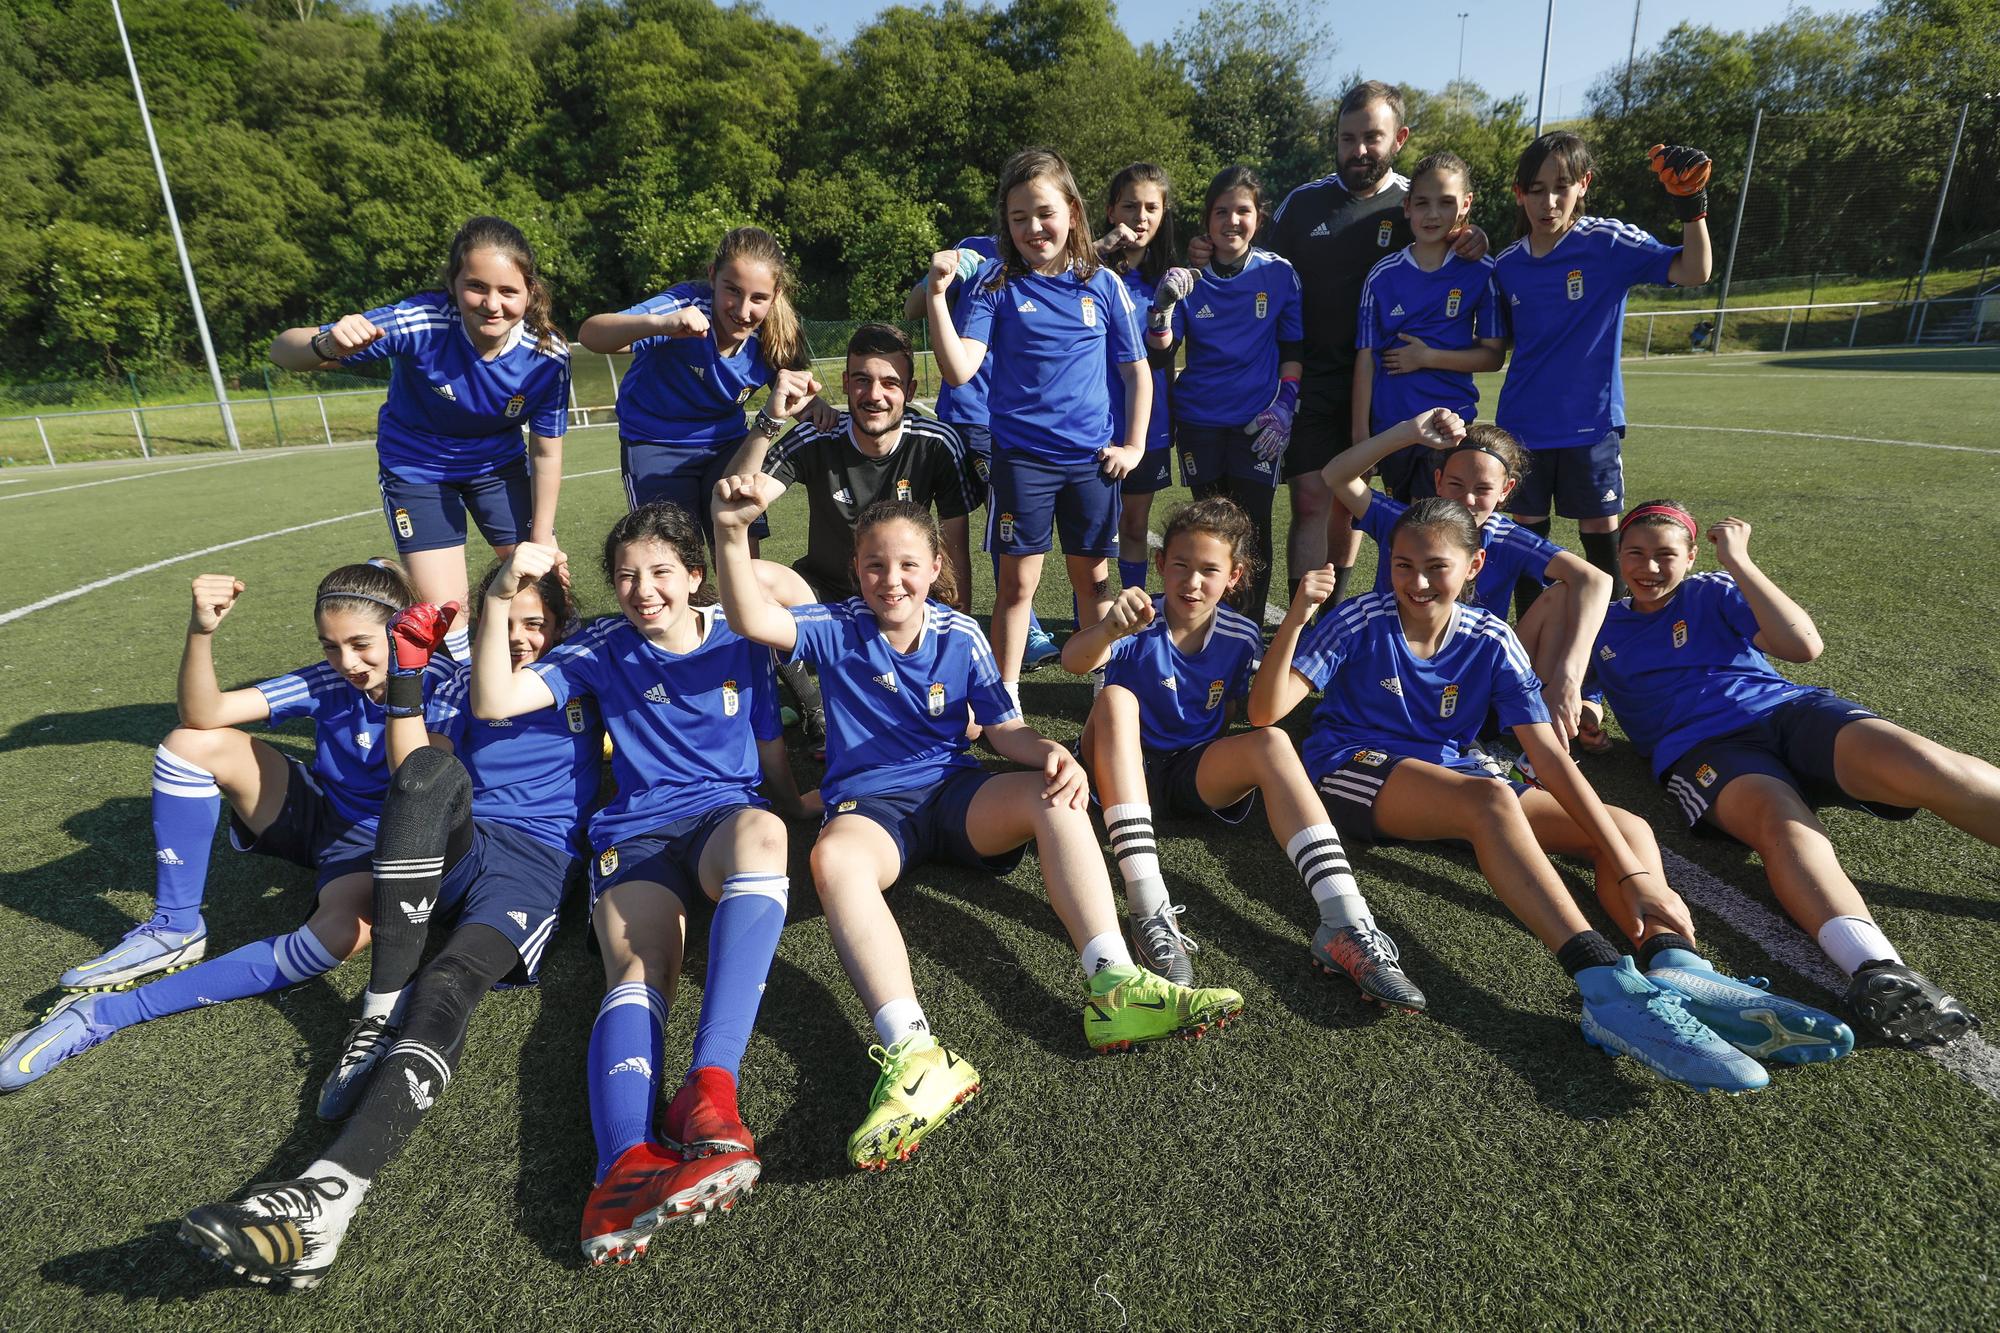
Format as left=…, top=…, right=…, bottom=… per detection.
left=846, top=1034, right=981, bottom=1171
left=1082, top=964, right=1243, bottom=1053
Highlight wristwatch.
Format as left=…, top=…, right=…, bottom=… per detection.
left=311, top=329, right=339, bottom=360
left=752, top=408, right=790, bottom=438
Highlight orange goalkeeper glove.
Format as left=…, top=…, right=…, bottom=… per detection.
left=1648, top=144, right=1711, bottom=223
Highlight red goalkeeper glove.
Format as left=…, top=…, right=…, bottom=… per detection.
left=385, top=600, right=460, bottom=716
left=1648, top=144, right=1712, bottom=223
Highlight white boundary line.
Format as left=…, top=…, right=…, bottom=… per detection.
left=1628, top=368, right=1998, bottom=382
left=1629, top=423, right=2000, bottom=456
left=0, top=465, right=621, bottom=628
left=0, top=449, right=320, bottom=502
left=1661, top=848, right=2000, bottom=1101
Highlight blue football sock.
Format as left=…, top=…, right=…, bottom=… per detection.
left=95, top=925, right=340, bottom=1029
left=588, top=981, right=665, bottom=1182
left=1119, top=559, right=1148, bottom=593
left=689, top=875, right=788, bottom=1077
left=150, top=745, right=221, bottom=933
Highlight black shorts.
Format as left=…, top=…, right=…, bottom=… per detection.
left=1280, top=401, right=1353, bottom=481
left=1143, top=740, right=1256, bottom=825
left=1660, top=690, right=1917, bottom=830
left=1313, top=748, right=1526, bottom=847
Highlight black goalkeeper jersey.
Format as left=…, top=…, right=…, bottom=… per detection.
left=1267, top=171, right=1412, bottom=412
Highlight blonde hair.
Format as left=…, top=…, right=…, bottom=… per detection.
left=985, top=148, right=1098, bottom=290
left=710, top=227, right=805, bottom=373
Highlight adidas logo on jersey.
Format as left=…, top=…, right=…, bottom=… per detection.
left=608, top=1056, right=653, bottom=1078
left=645, top=684, right=671, bottom=704
left=356, top=731, right=374, bottom=749
left=1379, top=677, right=1404, bottom=696
left=507, top=910, right=529, bottom=929
left=432, top=384, right=456, bottom=401
left=401, top=896, right=435, bottom=923
left=1017, top=299, right=1038, bottom=312
left=404, top=1069, right=435, bottom=1110
left=832, top=487, right=853, bottom=505
left=156, top=847, right=184, bottom=866
left=1161, top=674, right=1177, bottom=691
left=1194, top=305, right=1216, bottom=319
left=872, top=672, right=898, bottom=692
left=485, top=717, right=513, bottom=727
left=1389, top=304, right=1405, bottom=316
left=1310, top=222, right=1330, bottom=237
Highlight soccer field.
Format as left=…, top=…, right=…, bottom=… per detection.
left=1, top=345, right=1996, bottom=1329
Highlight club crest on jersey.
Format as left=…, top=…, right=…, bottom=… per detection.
left=1440, top=683, right=1460, bottom=718
left=1206, top=679, right=1225, bottom=710
left=505, top=393, right=526, bottom=418
left=1376, top=220, right=1394, bottom=247
left=565, top=699, right=586, bottom=733
left=998, top=512, right=1015, bottom=542
left=393, top=507, right=414, bottom=540
left=1080, top=295, right=1096, bottom=328
left=1566, top=269, right=1584, bottom=301
left=721, top=679, right=740, bottom=716
left=1354, top=749, right=1389, bottom=767
left=1255, top=292, right=1268, bottom=319
left=896, top=478, right=913, bottom=502
left=1672, top=619, right=1688, bottom=649
left=736, top=386, right=755, bottom=404
left=928, top=682, right=946, bottom=716
left=598, top=847, right=619, bottom=877
left=1696, top=763, right=1719, bottom=788
left=1181, top=453, right=1196, bottom=479
left=837, top=799, right=858, bottom=813
left=1446, top=288, right=1463, bottom=317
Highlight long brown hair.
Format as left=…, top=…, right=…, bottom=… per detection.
left=853, top=500, right=958, bottom=608
left=709, top=226, right=805, bottom=373
left=985, top=148, right=1098, bottom=290
left=315, top=557, right=416, bottom=625
left=1511, top=132, right=1594, bottom=240
left=442, top=216, right=563, bottom=356
left=1104, top=162, right=1176, bottom=285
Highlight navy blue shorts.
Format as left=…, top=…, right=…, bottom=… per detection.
left=987, top=449, right=1118, bottom=558
left=1145, top=740, right=1255, bottom=825
left=1511, top=432, right=1625, bottom=520
left=1121, top=447, right=1174, bottom=496
left=1281, top=401, right=1352, bottom=481
left=1373, top=444, right=1440, bottom=503
left=228, top=756, right=376, bottom=890
left=955, top=422, right=994, bottom=480
left=1660, top=690, right=1917, bottom=830
left=1313, top=749, right=1526, bottom=847
left=1178, top=422, right=1279, bottom=492
left=588, top=802, right=765, bottom=911
left=427, top=820, right=572, bottom=983
left=826, top=767, right=1024, bottom=875
left=620, top=439, right=766, bottom=541
left=378, top=458, right=530, bottom=555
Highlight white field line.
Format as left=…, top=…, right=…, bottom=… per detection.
left=0, top=465, right=621, bottom=628
left=1627, top=368, right=1997, bottom=382
left=0, top=449, right=321, bottom=502
left=1660, top=848, right=2000, bottom=1101
left=1629, top=423, right=2000, bottom=456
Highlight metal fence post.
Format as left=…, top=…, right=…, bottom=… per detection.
left=35, top=417, right=55, bottom=466
left=1849, top=304, right=1863, bottom=347
left=126, top=370, right=151, bottom=456
left=1715, top=107, right=1762, bottom=354
left=262, top=367, right=284, bottom=449
left=1914, top=301, right=1930, bottom=344
left=316, top=395, right=334, bottom=446
left=1643, top=314, right=1654, bottom=358
left=1780, top=309, right=1794, bottom=351
left=131, top=408, right=150, bottom=458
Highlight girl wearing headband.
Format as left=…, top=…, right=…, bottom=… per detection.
left=1590, top=501, right=1992, bottom=1048
left=5, top=560, right=446, bottom=1090
left=1319, top=410, right=1613, bottom=747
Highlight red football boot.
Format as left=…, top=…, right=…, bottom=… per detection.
left=579, top=1141, right=682, bottom=1267
left=660, top=1066, right=753, bottom=1160
left=632, top=1151, right=762, bottom=1232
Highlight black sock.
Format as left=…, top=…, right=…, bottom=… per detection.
left=1515, top=520, right=1554, bottom=618
left=368, top=747, right=474, bottom=1000
left=1579, top=530, right=1626, bottom=600
left=1555, top=930, right=1623, bottom=977
left=326, top=925, right=516, bottom=1180
left=1637, top=933, right=1697, bottom=970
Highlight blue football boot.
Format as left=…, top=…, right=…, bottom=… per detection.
left=1647, top=949, right=1854, bottom=1064
left=1577, top=957, right=1769, bottom=1093
left=0, top=994, right=117, bottom=1092
left=1022, top=624, right=1061, bottom=669
left=59, top=918, right=207, bottom=992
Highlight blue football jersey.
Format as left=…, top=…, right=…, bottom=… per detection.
left=1103, top=600, right=1263, bottom=752
left=933, top=235, right=1001, bottom=429
left=1108, top=266, right=1172, bottom=455
left=255, top=659, right=448, bottom=828
left=529, top=609, right=781, bottom=849
left=1590, top=572, right=1815, bottom=776
left=333, top=293, right=569, bottom=485
left=1169, top=249, right=1305, bottom=429
left=1290, top=592, right=1550, bottom=776
left=1356, top=492, right=1564, bottom=616
left=957, top=261, right=1145, bottom=462
left=427, top=661, right=601, bottom=856
left=1356, top=249, right=1501, bottom=432
left=613, top=283, right=778, bottom=449
left=1492, top=217, right=1679, bottom=449
left=790, top=599, right=1019, bottom=806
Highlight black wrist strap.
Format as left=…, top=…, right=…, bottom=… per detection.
left=385, top=670, right=424, bottom=719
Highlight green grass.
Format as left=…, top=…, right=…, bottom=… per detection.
left=2, top=345, right=1998, bottom=1329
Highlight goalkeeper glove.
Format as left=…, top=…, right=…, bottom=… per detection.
left=1648, top=144, right=1712, bottom=223
left=1247, top=378, right=1300, bottom=465
left=385, top=601, right=460, bottom=718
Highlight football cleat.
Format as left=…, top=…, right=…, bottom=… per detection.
left=317, top=1015, right=398, bottom=1122
left=179, top=1174, right=362, bottom=1291
left=1082, top=964, right=1243, bottom=1053
left=846, top=1034, right=981, bottom=1171
left=661, top=1065, right=753, bottom=1159
left=1022, top=626, right=1061, bottom=669
left=1577, top=958, right=1768, bottom=1093
left=1646, top=953, right=1852, bottom=1063
left=1311, top=924, right=1428, bottom=1013
left=0, top=994, right=116, bottom=1092
left=1131, top=904, right=1199, bottom=987
left=1843, top=961, right=1980, bottom=1049
left=59, top=919, right=207, bottom=992
left=580, top=1141, right=685, bottom=1267
left=631, top=1151, right=762, bottom=1232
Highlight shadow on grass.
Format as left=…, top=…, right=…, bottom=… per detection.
left=41, top=1220, right=248, bottom=1302
left=1853, top=876, right=2000, bottom=928
left=1763, top=348, right=2000, bottom=375
left=0, top=702, right=181, bottom=755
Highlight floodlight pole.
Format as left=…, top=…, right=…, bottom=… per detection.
left=1622, top=0, right=1642, bottom=117
left=1533, top=0, right=1555, bottom=135
left=111, top=0, right=241, bottom=451
left=1911, top=102, right=1968, bottom=312
left=1713, top=106, right=1761, bottom=355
